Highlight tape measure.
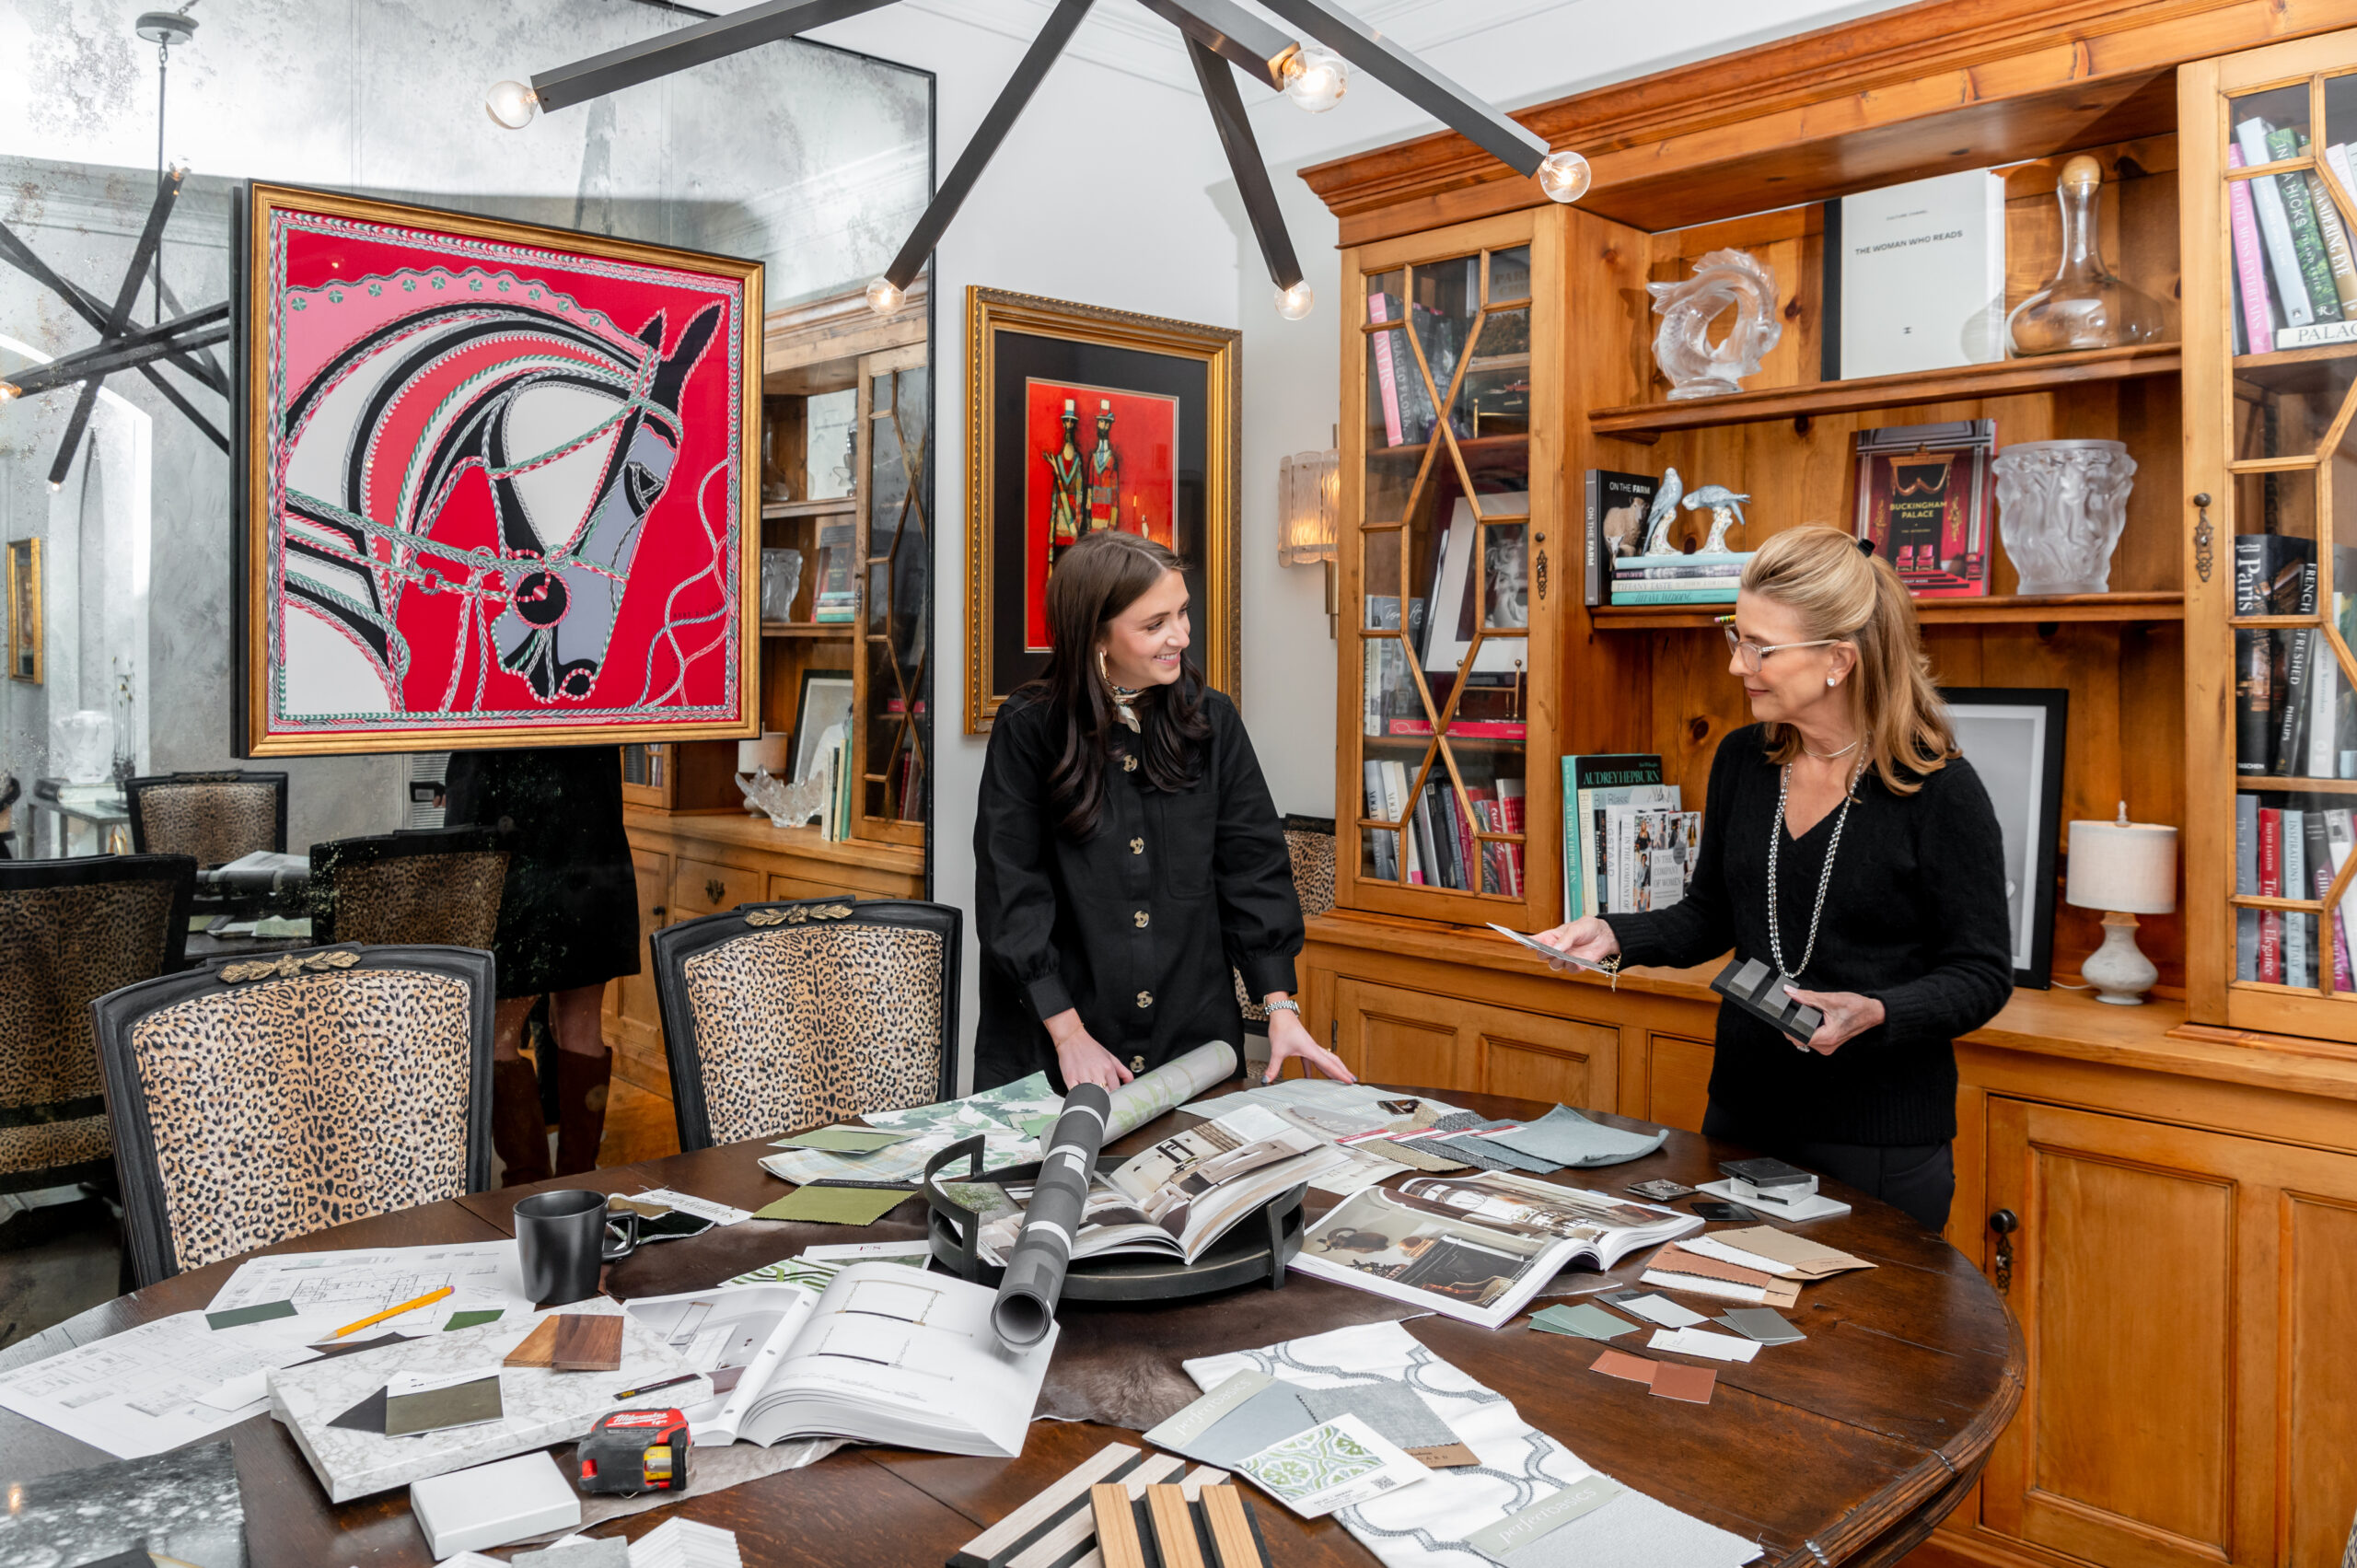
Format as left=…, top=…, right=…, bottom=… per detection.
left=577, top=1408, right=691, bottom=1495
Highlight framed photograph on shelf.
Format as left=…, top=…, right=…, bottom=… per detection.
left=232, top=182, right=763, bottom=756
left=1420, top=494, right=1530, bottom=684
left=791, top=668, right=855, bottom=785
left=6, top=539, right=40, bottom=684
left=1944, top=686, right=2069, bottom=987
left=964, top=286, right=1239, bottom=732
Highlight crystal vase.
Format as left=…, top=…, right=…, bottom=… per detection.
left=1992, top=439, right=2138, bottom=595
left=2005, top=155, right=2163, bottom=355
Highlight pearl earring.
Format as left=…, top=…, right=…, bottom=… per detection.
left=1827, top=676, right=1838, bottom=687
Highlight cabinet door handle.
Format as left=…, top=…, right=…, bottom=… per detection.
left=651, top=905, right=667, bottom=923
left=2192, top=492, right=2213, bottom=584
left=1989, top=1208, right=2018, bottom=1295
left=704, top=877, right=726, bottom=905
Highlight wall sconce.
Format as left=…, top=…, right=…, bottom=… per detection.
left=1279, top=447, right=1340, bottom=637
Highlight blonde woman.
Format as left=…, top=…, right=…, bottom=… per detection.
left=1536, top=526, right=2011, bottom=1230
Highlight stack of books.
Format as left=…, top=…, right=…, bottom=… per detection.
left=2231, top=118, right=2357, bottom=353
left=2234, top=537, right=2357, bottom=783
left=1609, top=552, right=1747, bottom=606
left=2235, top=794, right=2357, bottom=989
left=813, top=519, right=857, bottom=623
left=1561, top=753, right=1696, bottom=921
left=1359, top=761, right=1524, bottom=895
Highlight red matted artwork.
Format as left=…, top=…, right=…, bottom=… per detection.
left=1021, top=378, right=1178, bottom=651
left=235, top=182, right=762, bottom=755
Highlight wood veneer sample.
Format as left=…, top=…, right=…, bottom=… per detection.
left=552, top=1313, right=624, bottom=1372
left=1091, top=1483, right=1149, bottom=1568
left=504, top=1317, right=560, bottom=1367
left=1200, top=1485, right=1271, bottom=1568
left=1145, top=1483, right=1208, bottom=1568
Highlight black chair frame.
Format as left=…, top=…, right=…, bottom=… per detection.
left=92, top=943, right=495, bottom=1284
left=0, top=853, right=196, bottom=1196
left=308, top=826, right=511, bottom=946
left=650, top=897, right=962, bottom=1153
left=124, top=770, right=290, bottom=858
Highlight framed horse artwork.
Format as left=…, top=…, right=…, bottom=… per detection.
left=232, top=183, right=763, bottom=756
left=962, top=287, right=1239, bottom=733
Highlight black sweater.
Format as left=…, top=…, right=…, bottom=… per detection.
left=1601, top=725, right=2014, bottom=1145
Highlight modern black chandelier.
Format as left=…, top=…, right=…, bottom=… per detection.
left=485, top=0, right=1590, bottom=319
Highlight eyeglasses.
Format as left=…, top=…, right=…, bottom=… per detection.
left=1719, top=615, right=1840, bottom=675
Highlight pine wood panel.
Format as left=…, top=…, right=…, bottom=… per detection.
left=604, top=844, right=674, bottom=1096
left=2286, top=1194, right=2357, bottom=1567
left=1485, top=1017, right=1616, bottom=1107
left=1647, top=1032, right=1716, bottom=1132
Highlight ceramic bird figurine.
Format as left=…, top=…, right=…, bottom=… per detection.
left=1684, top=484, right=1750, bottom=554
left=1640, top=468, right=1685, bottom=554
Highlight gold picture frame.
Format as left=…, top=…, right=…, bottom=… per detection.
left=6, top=538, right=39, bottom=684
left=234, top=182, right=764, bottom=757
left=963, top=286, right=1239, bottom=733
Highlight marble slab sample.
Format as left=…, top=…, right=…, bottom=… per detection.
left=0, top=1438, right=247, bottom=1567
left=270, top=1302, right=705, bottom=1503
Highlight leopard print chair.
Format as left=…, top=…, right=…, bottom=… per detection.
left=125, top=771, right=287, bottom=869
left=0, top=854, right=194, bottom=1195
left=650, top=899, right=961, bottom=1151
left=308, top=828, right=510, bottom=947
left=92, top=944, right=494, bottom=1285
left=1236, top=818, right=1337, bottom=1027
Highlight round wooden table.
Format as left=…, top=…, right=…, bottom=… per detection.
left=0, top=1085, right=2021, bottom=1567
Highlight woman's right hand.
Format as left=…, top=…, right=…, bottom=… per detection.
left=1045, top=1009, right=1134, bottom=1091
left=1531, top=917, right=1620, bottom=972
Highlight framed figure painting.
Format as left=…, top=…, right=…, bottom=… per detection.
left=1945, top=686, right=2069, bottom=987
left=964, top=287, right=1239, bottom=731
left=6, top=539, right=38, bottom=684
left=233, top=183, right=763, bottom=756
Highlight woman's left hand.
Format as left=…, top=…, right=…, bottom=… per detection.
left=1264, top=1005, right=1356, bottom=1084
left=1779, top=986, right=1886, bottom=1055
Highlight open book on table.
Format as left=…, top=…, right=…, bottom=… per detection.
left=621, top=1262, right=1052, bottom=1455
left=1290, top=1169, right=1701, bottom=1328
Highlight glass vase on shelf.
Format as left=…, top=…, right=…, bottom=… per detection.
left=2006, top=155, right=2165, bottom=355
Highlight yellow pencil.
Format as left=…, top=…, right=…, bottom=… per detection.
left=331, top=1284, right=453, bottom=1339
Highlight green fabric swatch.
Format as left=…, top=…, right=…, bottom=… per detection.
left=772, top=1126, right=915, bottom=1153
left=206, top=1299, right=297, bottom=1330
left=755, top=1186, right=917, bottom=1225
left=444, top=1309, right=505, bottom=1330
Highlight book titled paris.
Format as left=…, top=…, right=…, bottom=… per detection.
left=1850, top=419, right=1996, bottom=598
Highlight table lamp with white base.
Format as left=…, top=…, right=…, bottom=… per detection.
left=2064, top=803, right=2177, bottom=1005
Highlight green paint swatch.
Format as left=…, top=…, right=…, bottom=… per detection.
left=754, top=1186, right=916, bottom=1225
left=207, top=1299, right=297, bottom=1330
left=771, top=1126, right=915, bottom=1153
left=444, top=1309, right=505, bottom=1331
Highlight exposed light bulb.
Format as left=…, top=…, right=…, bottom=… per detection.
left=1281, top=46, right=1347, bottom=113
left=1537, top=147, right=1591, bottom=204
left=47, top=480, right=62, bottom=493
left=865, top=275, right=905, bottom=314
left=484, top=80, right=540, bottom=130
left=0, top=381, right=19, bottom=402
left=1274, top=280, right=1316, bottom=320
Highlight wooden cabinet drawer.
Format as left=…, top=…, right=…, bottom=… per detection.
left=1331, top=976, right=1618, bottom=1108
left=670, top=855, right=764, bottom=919
left=768, top=873, right=861, bottom=903
left=1645, top=1033, right=1713, bottom=1133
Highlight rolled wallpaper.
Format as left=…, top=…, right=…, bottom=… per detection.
left=992, top=1081, right=1111, bottom=1346
left=1104, top=1040, right=1238, bottom=1142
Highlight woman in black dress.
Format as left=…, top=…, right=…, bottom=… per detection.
left=443, top=745, right=641, bottom=1183
left=973, top=529, right=1353, bottom=1092
left=1536, top=526, right=2013, bottom=1231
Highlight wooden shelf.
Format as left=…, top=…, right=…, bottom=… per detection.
left=1591, top=590, right=2184, bottom=630
left=1365, top=432, right=1529, bottom=461
left=2235, top=775, right=2357, bottom=794
left=2235, top=342, right=2357, bottom=372
left=1586, top=343, right=2182, bottom=440
left=761, top=497, right=856, bottom=519
left=761, top=621, right=856, bottom=639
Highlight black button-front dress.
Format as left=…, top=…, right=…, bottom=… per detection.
left=442, top=746, right=642, bottom=1000
left=972, top=688, right=1304, bottom=1091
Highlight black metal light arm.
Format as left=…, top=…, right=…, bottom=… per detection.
left=1256, top=0, right=1550, bottom=175
left=4, top=305, right=229, bottom=399
left=1186, top=41, right=1303, bottom=292
left=529, top=0, right=900, bottom=112
left=1132, top=0, right=1299, bottom=90
left=46, top=168, right=185, bottom=486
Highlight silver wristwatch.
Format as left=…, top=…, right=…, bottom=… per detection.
left=1263, top=999, right=1301, bottom=1017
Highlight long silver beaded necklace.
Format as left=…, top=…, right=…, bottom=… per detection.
left=1766, top=753, right=1864, bottom=981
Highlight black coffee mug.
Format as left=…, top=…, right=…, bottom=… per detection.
left=516, top=1189, right=639, bottom=1306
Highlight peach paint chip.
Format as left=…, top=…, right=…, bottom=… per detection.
left=1651, top=1362, right=1718, bottom=1404
left=1589, top=1349, right=1657, bottom=1385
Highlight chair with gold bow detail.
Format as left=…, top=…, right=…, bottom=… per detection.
left=124, top=770, right=287, bottom=869
left=91, top=943, right=493, bottom=1285
left=650, top=898, right=960, bottom=1152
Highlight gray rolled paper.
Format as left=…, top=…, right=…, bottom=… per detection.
left=990, top=1081, right=1111, bottom=1347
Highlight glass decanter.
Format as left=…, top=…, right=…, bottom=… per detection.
left=2006, top=154, right=2163, bottom=355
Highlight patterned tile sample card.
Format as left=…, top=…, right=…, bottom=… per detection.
left=1237, top=1414, right=1431, bottom=1518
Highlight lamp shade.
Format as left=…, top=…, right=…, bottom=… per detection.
left=739, top=732, right=789, bottom=774
left=1278, top=448, right=1339, bottom=566
left=2065, top=814, right=2177, bottom=914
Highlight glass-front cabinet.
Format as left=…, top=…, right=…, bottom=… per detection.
left=1340, top=211, right=1559, bottom=926
left=2189, top=32, right=2357, bottom=1040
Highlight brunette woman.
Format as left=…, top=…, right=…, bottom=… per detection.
left=974, top=529, right=1353, bottom=1092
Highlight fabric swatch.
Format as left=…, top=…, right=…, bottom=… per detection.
left=511, top=1540, right=631, bottom=1568
left=1492, top=1486, right=1747, bottom=1567
left=1300, top=1381, right=1465, bottom=1460
left=753, top=1186, right=918, bottom=1225
left=1485, top=1107, right=1668, bottom=1168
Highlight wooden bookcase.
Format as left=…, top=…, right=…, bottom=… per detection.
left=1299, top=6, right=2357, bottom=1567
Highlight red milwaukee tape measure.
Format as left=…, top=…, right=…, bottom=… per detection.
left=577, top=1408, right=691, bottom=1495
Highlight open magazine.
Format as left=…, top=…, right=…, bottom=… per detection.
left=951, top=1102, right=1348, bottom=1268
left=621, top=1262, right=1052, bottom=1455
left=1290, top=1170, right=1701, bottom=1329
